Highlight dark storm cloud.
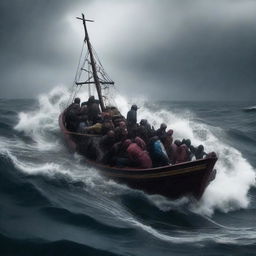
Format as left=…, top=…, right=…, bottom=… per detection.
left=0, top=0, right=88, bottom=97
left=0, top=0, right=256, bottom=100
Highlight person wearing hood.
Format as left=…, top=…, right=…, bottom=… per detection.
left=65, top=97, right=81, bottom=131
left=194, top=145, right=207, bottom=160
left=155, top=123, right=167, bottom=142
left=176, top=140, right=190, bottom=164
left=162, top=129, right=174, bottom=163
left=123, top=139, right=152, bottom=169
left=127, top=104, right=138, bottom=138
left=85, top=95, right=101, bottom=124
left=149, top=136, right=170, bottom=167
left=137, top=119, right=154, bottom=144
left=127, top=104, right=138, bottom=126
left=99, top=130, right=116, bottom=164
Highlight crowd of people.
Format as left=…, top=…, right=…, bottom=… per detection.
left=65, top=97, right=209, bottom=168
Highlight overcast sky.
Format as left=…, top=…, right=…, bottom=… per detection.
left=0, top=0, right=256, bottom=101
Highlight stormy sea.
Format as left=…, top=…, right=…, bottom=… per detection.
left=0, top=87, right=256, bottom=256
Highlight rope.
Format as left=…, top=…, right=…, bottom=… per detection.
left=66, top=42, right=86, bottom=107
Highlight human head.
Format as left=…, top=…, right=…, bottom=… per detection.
left=123, top=139, right=132, bottom=149
left=167, top=129, right=173, bottom=136
left=185, top=139, right=191, bottom=147
left=131, top=104, right=138, bottom=111
left=107, top=130, right=115, bottom=137
left=181, top=139, right=186, bottom=145
left=140, top=119, right=147, bottom=126
left=102, top=112, right=111, bottom=120
left=198, top=145, right=204, bottom=152
left=74, top=97, right=80, bottom=104
left=121, top=128, right=128, bottom=137
left=88, top=95, right=95, bottom=103
left=160, top=123, right=167, bottom=130
left=119, top=121, right=126, bottom=128
left=174, top=140, right=182, bottom=147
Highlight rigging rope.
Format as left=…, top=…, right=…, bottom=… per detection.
left=67, top=42, right=86, bottom=106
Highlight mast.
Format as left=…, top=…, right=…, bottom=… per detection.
left=77, top=13, right=105, bottom=111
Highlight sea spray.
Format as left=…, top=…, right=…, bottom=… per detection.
left=6, top=86, right=255, bottom=216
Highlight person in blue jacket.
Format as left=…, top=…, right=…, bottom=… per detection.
left=149, top=136, right=170, bottom=167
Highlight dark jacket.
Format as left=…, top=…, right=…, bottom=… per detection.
left=127, top=109, right=137, bottom=126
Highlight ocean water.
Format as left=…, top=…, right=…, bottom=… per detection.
left=0, top=87, right=256, bottom=256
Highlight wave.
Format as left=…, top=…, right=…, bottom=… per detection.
left=0, top=234, right=119, bottom=256
left=243, top=105, right=256, bottom=112
left=0, top=86, right=255, bottom=221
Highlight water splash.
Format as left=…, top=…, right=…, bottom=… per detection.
left=1, top=85, right=255, bottom=217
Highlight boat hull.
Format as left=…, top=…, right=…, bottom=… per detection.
left=59, top=112, right=217, bottom=199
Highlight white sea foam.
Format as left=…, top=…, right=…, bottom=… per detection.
left=1, top=85, right=255, bottom=218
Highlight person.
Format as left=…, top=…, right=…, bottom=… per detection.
left=176, top=142, right=190, bottom=164
left=67, top=97, right=80, bottom=110
left=169, top=142, right=178, bottom=164
left=166, top=129, right=174, bottom=144
left=174, top=139, right=182, bottom=147
left=162, top=130, right=174, bottom=162
left=140, top=119, right=152, bottom=133
left=85, top=96, right=101, bottom=124
left=100, top=130, right=116, bottom=151
left=137, top=119, right=154, bottom=144
left=184, top=139, right=196, bottom=160
left=65, top=97, right=81, bottom=131
left=77, top=103, right=89, bottom=133
left=99, top=130, right=116, bottom=163
left=155, top=123, right=167, bottom=142
left=127, top=104, right=138, bottom=126
left=194, top=145, right=207, bottom=160
left=149, top=136, right=170, bottom=167
left=134, top=136, right=147, bottom=150
left=114, top=122, right=128, bottom=142
left=123, top=139, right=152, bottom=169
left=110, top=140, right=130, bottom=167
left=101, top=112, right=114, bottom=135
left=127, top=104, right=138, bottom=138
left=136, top=124, right=148, bottom=144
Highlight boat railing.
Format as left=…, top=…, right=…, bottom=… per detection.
left=64, top=130, right=102, bottom=137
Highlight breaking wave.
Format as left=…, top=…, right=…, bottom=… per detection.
left=1, top=86, right=256, bottom=250
left=1, top=86, right=254, bottom=217
left=243, top=105, right=256, bottom=112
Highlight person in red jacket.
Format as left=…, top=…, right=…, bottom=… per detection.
left=123, top=139, right=152, bottom=169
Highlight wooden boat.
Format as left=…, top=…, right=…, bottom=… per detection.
left=59, top=14, right=217, bottom=200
